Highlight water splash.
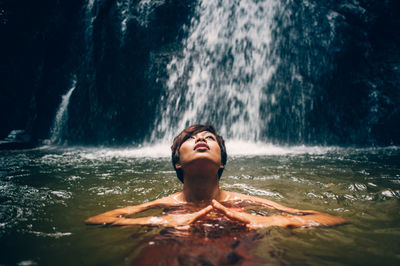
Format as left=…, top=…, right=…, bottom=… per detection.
left=48, top=77, right=77, bottom=144
left=86, top=0, right=95, bottom=11
left=118, top=0, right=166, bottom=39
left=133, top=0, right=165, bottom=27
left=117, top=0, right=131, bottom=34
left=153, top=0, right=283, bottom=142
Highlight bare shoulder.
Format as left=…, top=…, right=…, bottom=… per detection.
left=153, top=192, right=186, bottom=205
left=219, top=190, right=293, bottom=210
left=220, top=190, right=255, bottom=202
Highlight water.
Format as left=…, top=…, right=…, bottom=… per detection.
left=1, top=145, right=399, bottom=265
left=154, top=0, right=282, bottom=141
left=5, top=1, right=398, bottom=145
left=48, top=77, right=77, bottom=145
left=151, top=0, right=345, bottom=144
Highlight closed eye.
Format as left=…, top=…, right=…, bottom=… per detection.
left=206, top=136, right=215, bottom=140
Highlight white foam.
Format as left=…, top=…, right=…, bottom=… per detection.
left=225, top=140, right=337, bottom=156
left=223, top=183, right=282, bottom=198
left=39, top=143, right=399, bottom=160
left=79, top=143, right=171, bottom=159
left=30, top=231, right=72, bottom=238
left=17, top=260, right=38, bottom=266
left=51, top=191, right=72, bottom=199
left=51, top=142, right=337, bottom=160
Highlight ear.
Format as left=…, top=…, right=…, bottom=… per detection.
left=175, top=163, right=182, bottom=169
left=219, top=164, right=224, bottom=169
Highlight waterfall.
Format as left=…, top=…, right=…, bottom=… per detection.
left=49, top=78, right=77, bottom=144
left=4, top=0, right=398, bottom=146
left=152, top=0, right=286, bottom=142
left=151, top=0, right=343, bottom=144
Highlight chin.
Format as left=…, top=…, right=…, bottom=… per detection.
left=188, top=156, right=221, bottom=167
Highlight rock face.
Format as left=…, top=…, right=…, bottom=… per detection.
left=1, top=0, right=399, bottom=146
left=0, top=130, right=34, bottom=150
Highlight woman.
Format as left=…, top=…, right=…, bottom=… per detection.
left=85, top=125, right=346, bottom=229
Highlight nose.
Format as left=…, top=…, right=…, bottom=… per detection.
left=195, top=134, right=206, bottom=143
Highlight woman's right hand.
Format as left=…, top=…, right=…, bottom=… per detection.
left=85, top=193, right=186, bottom=225
left=110, top=205, right=214, bottom=228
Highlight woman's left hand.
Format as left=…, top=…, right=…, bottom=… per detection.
left=211, top=200, right=281, bottom=229
left=211, top=200, right=347, bottom=229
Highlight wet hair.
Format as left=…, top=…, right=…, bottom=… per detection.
left=171, top=124, right=227, bottom=183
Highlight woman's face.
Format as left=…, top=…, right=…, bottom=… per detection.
left=176, top=131, right=223, bottom=170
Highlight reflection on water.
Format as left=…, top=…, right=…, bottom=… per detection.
left=0, top=145, right=399, bottom=265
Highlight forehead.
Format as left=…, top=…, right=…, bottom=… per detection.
left=190, top=131, right=215, bottom=137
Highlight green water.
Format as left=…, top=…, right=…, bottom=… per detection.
left=0, top=146, right=399, bottom=265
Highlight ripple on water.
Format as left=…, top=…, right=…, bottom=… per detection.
left=347, top=183, right=367, bottom=191
left=307, top=192, right=324, bottom=199
left=223, top=183, right=283, bottom=198
left=290, top=176, right=317, bottom=186
left=29, top=231, right=72, bottom=238
left=0, top=180, right=75, bottom=237
left=1, top=146, right=400, bottom=265
left=50, top=190, right=72, bottom=199
left=17, top=260, right=38, bottom=266
left=380, top=189, right=400, bottom=199
left=68, top=175, right=81, bottom=181
left=253, top=175, right=281, bottom=180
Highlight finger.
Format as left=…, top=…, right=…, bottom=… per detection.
left=246, top=223, right=257, bottom=229
left=246, top=223, right=264, bottom=229
left=175, top=225, right=190, bottom=231
left=193, top=205, right=213, bottom=218
left=189, top=205, right=214, bottom=223
left=212, top=200, right=251, bottom=223
left=85, top=216, right=118, bottom=225
left=184, top=205, right=214, bottom=225
left=211, top=199, right=226, bottom=210
left=212, top=200, right=234, bottom=214
left=112, top=216, right=164, bottom=226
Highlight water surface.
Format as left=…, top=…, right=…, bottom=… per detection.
left=0, top=145, right=399, bottom=265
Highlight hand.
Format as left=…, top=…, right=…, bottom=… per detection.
left=110, top=205, right=214, bottom=228
left=211, top=200, right=347, bottom=229
left=85, top=193, right=186, bottom=225
left=84, top=205, right=149, bottom=225
left=212, top=200, right=278, bottom=229
left=224, top=191, right=310, bottom=215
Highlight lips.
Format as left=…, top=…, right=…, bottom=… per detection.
left=194, top=142, right=210, bottom=150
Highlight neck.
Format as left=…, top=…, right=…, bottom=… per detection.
left=182, top=168, right=221, bottom=203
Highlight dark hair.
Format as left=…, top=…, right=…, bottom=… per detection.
left=171, top=124, right=227, bottom=183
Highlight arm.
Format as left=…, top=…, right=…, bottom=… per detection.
left=223, top=191, right=313, bottom=214
left=111, top=205, right=213, bottom=228
left=85, top=202, right=155, bottom=225
left=212, top=200, right=347, bottom=229
left=85, top=193, right=183, bottom=225
left=86, top=204, right=213, bottom=228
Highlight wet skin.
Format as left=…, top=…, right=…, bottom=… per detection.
left=176, top=131, right=223, bottom=171
left=86, top=131, right=347, bottom=229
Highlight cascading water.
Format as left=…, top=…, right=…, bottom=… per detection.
left=48, top=77, right=77, bottom=144
left=153, top=0, right=283, bottom=142
left=6, top=0, right=395, bottom=146
left=151, top=0, right=343, bottom=144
